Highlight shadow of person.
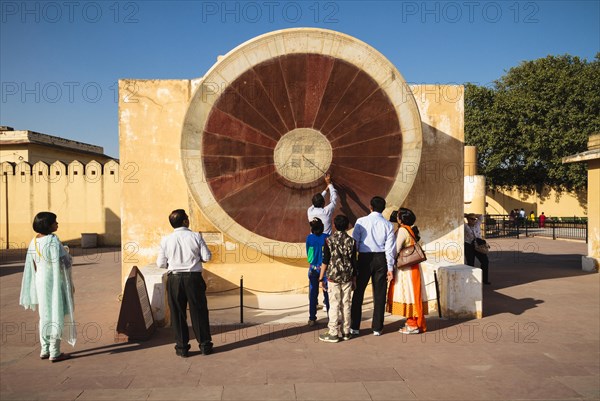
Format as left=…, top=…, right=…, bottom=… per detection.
left=333, top=181, right=369, bottom=224
left=483, top=291, right=544, bottom=317
left=208, top=320, right=325, bottom=354
left=68, top=326, right=175, bottom=358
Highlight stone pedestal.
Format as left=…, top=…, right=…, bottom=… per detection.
left=437, top=264, right=482, bottom=319
left=139, top=264, right=169, bottom=327
left=582, top=256, right=599, bottom=273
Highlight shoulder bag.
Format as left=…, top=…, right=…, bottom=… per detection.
left=396, top=229, right=427, bottom=269
left=473, top=238, right=490, bottom=254
left=469, top=225, right=490, bottom=254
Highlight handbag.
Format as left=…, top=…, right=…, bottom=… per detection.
left=473, top=238, right=490, bottom=254
left=396, top=229, right=427, bottom=269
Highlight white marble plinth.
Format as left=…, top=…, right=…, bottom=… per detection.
left=437, top=264, right=482, bottom=319
left=139, top=264, right=169, bottom=327
left=582, top=256, right=599, bottom=273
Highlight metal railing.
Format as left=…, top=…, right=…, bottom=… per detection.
left=485, top=214, right=587, bottom=242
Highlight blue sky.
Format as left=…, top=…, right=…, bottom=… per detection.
left=1, top=0, right=598, bottom=158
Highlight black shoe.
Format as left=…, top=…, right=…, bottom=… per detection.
left=200, top=342, right=213, bottom=355
left=175, top=345, right=190, bottom=358
left=176, top=350, right=189, bottom=358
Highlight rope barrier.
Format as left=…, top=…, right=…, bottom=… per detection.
left=207, top=285, right=310, bottom=294
left=242, top=285, right=310, bottom=293
left=211, top=306, right=242, bottom=311
left=243, top=304, right=308, bottom=311
left=210, top=299, right=374, bottom=312
left=206, top=287, right=239, bottom=294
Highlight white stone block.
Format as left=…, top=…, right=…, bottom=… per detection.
left=437, top=264, right=482, bottom=319
left=582, top=256, right=599, bottom=273
left=139, top=264, right=169, bottom=327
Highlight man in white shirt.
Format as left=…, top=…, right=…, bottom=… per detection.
left=307, top=173, right=338, bottom=235
left=464, top=213, right=490, bottom=284
left=350, top=196, right=396, bottom=336
left=519, top=208, right=526, bottom=227
left=157, top=209, right=213, bottom=357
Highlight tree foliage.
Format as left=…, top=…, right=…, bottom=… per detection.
left=465, top=54, right=600, bottom=191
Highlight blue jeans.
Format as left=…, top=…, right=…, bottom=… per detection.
left=308, top=266, right=329, bottom=321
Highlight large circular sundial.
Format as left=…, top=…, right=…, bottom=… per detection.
left=182, top=28, right=422, bottom=256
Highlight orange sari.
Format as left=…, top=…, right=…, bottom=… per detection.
left=386, top=225, right=427, bottom=332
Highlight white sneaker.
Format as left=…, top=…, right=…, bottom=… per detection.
left=399, top=326, right=419, bottom=335
left=350, top=329, right=359, bottom=335
left=373, top=331, right=381, bottom=336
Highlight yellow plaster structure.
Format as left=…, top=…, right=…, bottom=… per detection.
left=563, top=134, right=600, bottom=272
left=0, top=128, right=120, bottom=248
left=118, top=29, right=465, bottom=291
left=463, top=145, right=486, bottom=216
left=0, top=128, right=114, bottom=164
left=486, top=186, right=587, bottom=218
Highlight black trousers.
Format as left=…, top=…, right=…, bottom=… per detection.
left=464, top=242, right=490, bottom=283
left=167, top=272, right=212, bottom=353
left=351, top=252, right=388, bottom=332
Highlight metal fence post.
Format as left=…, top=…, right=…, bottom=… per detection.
left=552, top=221, right=556, bottom=240
left=240, top=275, right=244, bottom=324
left=586, top=220, right=588, bottom=244
left=434, top=271, right=442, bottom=318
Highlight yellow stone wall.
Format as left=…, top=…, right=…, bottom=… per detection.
left=403, top=84, right=465, bottom=266
left=0, top=160, right=121, bottom=248
left=587, top=159, right=599, bottom=266
left=118, top=80, right=200, bottom=287
left=119, top=81, right=466, bottom=289
left=486, top=186, right=587, bottom=218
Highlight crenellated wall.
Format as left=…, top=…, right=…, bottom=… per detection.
left=0, top=160, right=121, bottom=248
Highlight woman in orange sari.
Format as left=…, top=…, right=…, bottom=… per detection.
left=386, top=208, right=427, bottom=334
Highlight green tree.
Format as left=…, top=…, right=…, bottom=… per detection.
left=465, top=54, right=600, bottom=191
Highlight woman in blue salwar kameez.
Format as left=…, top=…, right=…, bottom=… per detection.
left=20, top=212, right=76, bottom=362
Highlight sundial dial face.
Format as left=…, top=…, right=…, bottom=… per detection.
left=273, top=128, right=332, bottom=186
left=182, top=29, right=422, bottom=256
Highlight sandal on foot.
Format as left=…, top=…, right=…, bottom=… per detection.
left=50, top=353, right=71, bottom=362
left=40, top=354, right=50, bottom=360
left=399, top=326, right=420, bottom=335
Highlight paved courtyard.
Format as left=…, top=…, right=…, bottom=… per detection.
left=1, top=237, right=598, bottom=400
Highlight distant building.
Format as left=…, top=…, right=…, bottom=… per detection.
left=0, top=126, right=115, bottom=164
left=0, top=126, right=120, bottom=248
left=563, top=134, right=600, bottom=272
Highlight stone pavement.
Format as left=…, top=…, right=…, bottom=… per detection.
left=1, top=237, right=598, bottom=401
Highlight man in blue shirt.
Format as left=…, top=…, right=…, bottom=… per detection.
left=350, top=196, right=396, bottom=336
